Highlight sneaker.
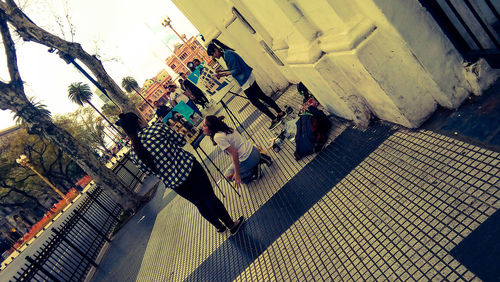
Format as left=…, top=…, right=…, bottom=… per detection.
left=269, top=119, right=281, bottom=130
left=259, top=154, right=273, bottom=166
left=217, top=226, right=227, bottom=233
left=230, top=216, right=245, bottom=235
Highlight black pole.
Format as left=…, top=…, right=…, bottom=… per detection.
left=57, top=51, right=119, bottom=107
left=193, top=149, right=226, bottom=198
left=219, top=99, right=257, bottom=144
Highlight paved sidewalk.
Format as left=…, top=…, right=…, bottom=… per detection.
left=92, top=82, right=499, bottom=281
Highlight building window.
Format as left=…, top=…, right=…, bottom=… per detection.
left=179, top=52, right=188, bottom=60
left=170, top=63, right=176, bottom=69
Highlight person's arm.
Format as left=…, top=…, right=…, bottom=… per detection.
left=225, top=146, right=242, bottom=187
left=223, top=51, right=243, bottom=78
left=215, top=71, right=231, bottom=79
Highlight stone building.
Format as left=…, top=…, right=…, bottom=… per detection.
left=171, top=0, right=499, bottom=128
left=165, top=36, right=216, bottom=75
left=137, top=69, right=173, bottom=120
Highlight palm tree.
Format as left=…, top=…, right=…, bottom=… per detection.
left=14, top=97, right=51, bottom=126
left=68, top=82, right=122, bottom=136
left=121, top=76, right=153, bottom=107
left=0, top=7, right=138, bottom=210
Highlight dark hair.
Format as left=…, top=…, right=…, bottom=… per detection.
left=193, top=58, right=200, bottom=63
left=297, top=82, right=312, bottom=103
left=178, top=72, right=184, bottom=77
left=206, top=39, right=234, bottom=56
left=116, top=113, right=158, bottom=173
left=204, top=115, right=234, bottom=145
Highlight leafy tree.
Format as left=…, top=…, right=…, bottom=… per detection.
left=72, top=107, right=117, bottom=157
left=0, top=128, right=61, bottom=216
left=101, top=103, right=121, bottom=124
left=13, top=97, right=51, bottom=128
left=0, top=9, right=139, bottom=210
left=122, top=76, right=152, bottom=107
left=67, top=82, right=122, bottom=136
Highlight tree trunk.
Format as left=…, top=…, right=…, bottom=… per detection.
left=0, top=4, right=139, bottom=211
left=0, top=93, right=139, bottom=210
left=133, top=87, right=153, bottom=107
left=0, top=1, right=141, bottom=117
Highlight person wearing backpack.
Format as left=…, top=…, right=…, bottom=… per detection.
left=202, top=115, right=272, bottom=187
left=206, top=39, right=286, bottom=129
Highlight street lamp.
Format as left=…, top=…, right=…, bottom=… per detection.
left=162, top=16, right=204, bottom=62
left=16, top=155, right=66, bottom=199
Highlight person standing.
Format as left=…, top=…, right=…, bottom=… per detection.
left=116, top=112, right=244, bottom=234
left=153, top=100, right=171, bottom=120
left=207, top=39, right=286, bottom=129
left=179, top=72, right=210, bottom=108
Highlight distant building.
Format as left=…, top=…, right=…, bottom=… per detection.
left=95, top=89, right=111, bottom=105
left=165, top=36, right=216, bottom=75
left=137, top=69, right=173, bottom=120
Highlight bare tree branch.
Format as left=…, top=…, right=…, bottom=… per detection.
left=0, top=0, right=140, bottom=115
left=0, top=8, right=22, bottom=89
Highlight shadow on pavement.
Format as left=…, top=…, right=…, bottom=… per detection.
left=92, top=177, right=177, bottom=282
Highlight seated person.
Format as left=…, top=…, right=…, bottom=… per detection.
left=202, top=115, right=272, bottom=187
left=297, top=82, right=321, bottom=113
left=154, top=100, right=171, bottom=120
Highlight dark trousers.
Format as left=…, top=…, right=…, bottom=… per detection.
left=174, top=161, right=234, bottom=229
left=243, top=82, right=282, bottom=120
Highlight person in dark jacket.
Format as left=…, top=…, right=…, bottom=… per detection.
left=153, top=100, right=171, bottom=120
left=207, top=39, right=286, bottom=129
left=116, top=112, right=244, bottom=235
left=179, top=72, right=209, bottom=108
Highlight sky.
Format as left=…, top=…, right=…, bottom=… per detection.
left=0, top=0, right=200, bottom=130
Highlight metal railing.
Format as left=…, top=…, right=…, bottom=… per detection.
left=10, top=186, right=122, bottom=282
left=110, top=151, right=144, bottom=192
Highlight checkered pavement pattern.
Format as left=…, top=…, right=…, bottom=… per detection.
left=119, top=87, right=499, bottom=281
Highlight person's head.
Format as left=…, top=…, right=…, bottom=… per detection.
left=167, top=84, right=177, bottom=92
left=192, top=59, right=201, bottom=67
left=153, top=101, right=159, bottom=108
left=202, top=115, right=234, bottom=145
left=207, top=44, right=222, bottom=59
left=115, top=113, right=157, bottom=173
left=207, top=39, right=233, bottom=59
left=179, top=72, right=187, bottom=79
left=187, top=61, right=196, bottom=72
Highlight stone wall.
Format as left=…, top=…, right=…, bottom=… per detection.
left=172, top=0, right=498, bottom=128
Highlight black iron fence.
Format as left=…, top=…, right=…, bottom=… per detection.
left=420, top=0, right=500, bottom=68
left=10, top=186, right=122, bottom=282
left=110, top=151, right=144, bottom=192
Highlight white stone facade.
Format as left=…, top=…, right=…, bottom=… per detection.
left=172, top=0, right=498, bottom=128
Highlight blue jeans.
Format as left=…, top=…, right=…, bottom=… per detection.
left=225, top=146, right=260, bottom=183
